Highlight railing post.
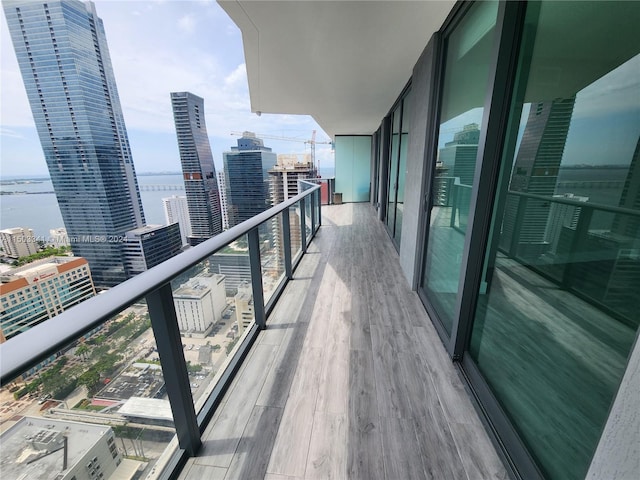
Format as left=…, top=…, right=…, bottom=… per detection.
left=282, top=208, right=293, bottom=280
left=316, top=188, right=322, bottom=228
left=310, top=190, right=317, bottom=233
left=446, top=177, right=454, bottom=207
left=509, top=195, right=528, bottom=258
left=146, top=284, right=201, bottom=456
left=300, top=197, right=308, bottom=254
left=248, top=227, right=266, bottom=329
left=450, top=182, right=458, bottom=228
left=561, top=206, right=593, bottom=290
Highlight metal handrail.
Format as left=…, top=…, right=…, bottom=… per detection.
left=0, top=182, right=321, bottom=384
left=506, top=189, right=640, bottom=217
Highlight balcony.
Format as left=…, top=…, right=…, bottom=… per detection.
left=176, top=202, right=506, bottom=479
left=0, top=182, right=506, bottom=480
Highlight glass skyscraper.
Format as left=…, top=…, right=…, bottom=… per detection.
left=171, top=92, right=223, bottom=246
left=223, top=132, right=277, bottom=227
left=3, top=0, right=145, bottom=287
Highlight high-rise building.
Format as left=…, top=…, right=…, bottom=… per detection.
left=217, top=171, right=230, bottom=230
left=268, top=154, right=316, bottom=266
left=503, top=97, right=576, bottom=250
left=3, top=0, right=145, bottom=287
left=223, top=132, right=277, bottom=227
left=268, top=154, right=317, bottom=205
left=439, top=123, right=480, bottom=186
left=163, top=195, right=192, bottom=245
left=0, top=256, right=95, bottom=341
left=208, top=252, right=251, bottom=296
left=171, top=92, right=223, bottom=246
left=0, top=227, right=38, bottom=258
left=122, top=224, right=182, bottom=277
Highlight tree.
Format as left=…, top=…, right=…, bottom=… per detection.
left=77, top=369, right=100, bottom=391
left=186, top=361, right=202, bottom=374
left=75, top=344, right=90, bottom=362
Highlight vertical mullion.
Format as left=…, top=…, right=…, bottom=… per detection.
left=451, top=0, right=528, bottom=358
left=146, top=283, right=201, bottom=456
left=248, top=227, right=266, bottom=329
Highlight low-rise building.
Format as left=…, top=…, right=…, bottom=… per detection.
left=123, top=224, right=182, bottom=278
left=0, top=416, right=122, bottom=480
left=49, top=227, right=71, bottom=247
left=0, top=257, right=95, bottom=342
left=234, top=281, right=254, bottom=335
left=174, top=273, right=226, bottom=337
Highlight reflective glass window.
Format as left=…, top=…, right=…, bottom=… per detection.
left=420, top=1, right=499, bottom=334
left=469, top=2, right=640, bottom=479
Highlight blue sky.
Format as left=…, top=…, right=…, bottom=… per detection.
left=0, top=0, right=333, bottom=177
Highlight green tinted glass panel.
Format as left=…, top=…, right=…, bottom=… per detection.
left=469, top=2, right=640, bottom=480
left=335, top=136, right=371, bottom=203
left=420, top=0, right=498, bottom=334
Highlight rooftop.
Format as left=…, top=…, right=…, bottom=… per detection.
left=0, top=416, right=113, bottom=480
left=119, top=396, right=173, bottom=422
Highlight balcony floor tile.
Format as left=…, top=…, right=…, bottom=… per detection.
left=182, top=203, right=507, bottom=480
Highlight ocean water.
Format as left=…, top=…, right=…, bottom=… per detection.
left=0, top=168, right=335, bottom=240
left=0, top=174, right=183, bottom=239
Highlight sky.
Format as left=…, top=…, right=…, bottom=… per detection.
left=0, top=0, right=334, bottom=177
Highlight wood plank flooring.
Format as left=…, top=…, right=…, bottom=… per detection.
left=179, top=203, right=507, bottom=480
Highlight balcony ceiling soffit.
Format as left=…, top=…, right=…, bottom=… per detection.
left=219, top=0, right=455, bottom=137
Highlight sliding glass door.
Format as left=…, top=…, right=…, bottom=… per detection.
left=467, top=3, right=640, bottom=479
left=419, top=1, right=499, bottom=335
left=385, top=89, right=411, bottom=248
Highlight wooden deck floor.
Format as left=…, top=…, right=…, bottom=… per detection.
left=179, top=203, right=507, bottom=480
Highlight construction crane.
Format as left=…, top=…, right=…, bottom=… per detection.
left=230, top=130, right=332, bottom=173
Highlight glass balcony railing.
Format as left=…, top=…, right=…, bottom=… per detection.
left=499, top=190, right=640, bottom=326
left=306, top=176, right=335, bottom=205
left=0, top=182, right=321, bottom=480
left=433, top=177, right=640, bottom=326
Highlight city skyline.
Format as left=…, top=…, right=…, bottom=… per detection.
left=0, top=0, right=333, bottom=178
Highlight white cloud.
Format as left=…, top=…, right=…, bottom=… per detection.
left=0, top=0, right=330, bottom=176
left=177, top=13, right=196, bottom=33
left=224, top=63, right=247, bottom=88
left=0, top=127, right=26, bottom=139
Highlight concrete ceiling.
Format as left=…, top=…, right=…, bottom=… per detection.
left=219, top=1, right=455, bottom=138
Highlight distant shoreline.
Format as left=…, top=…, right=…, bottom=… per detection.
left=1, top=191, right=56, bottom=195
left=0, top=165, right=625, bottom=182
left=0, top=172, right=184, bottom=182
